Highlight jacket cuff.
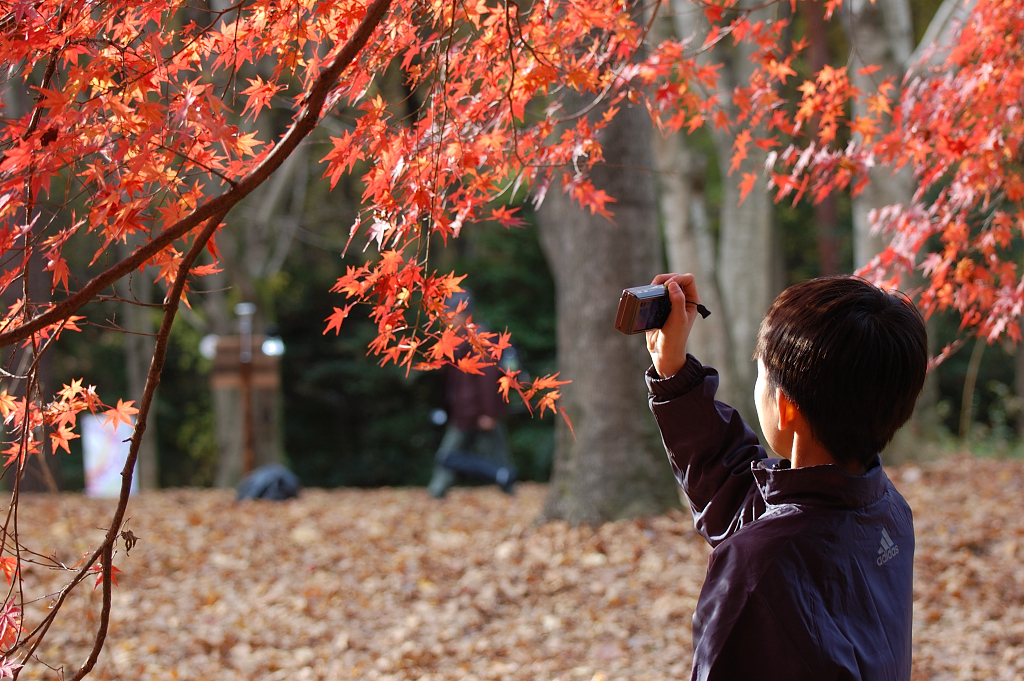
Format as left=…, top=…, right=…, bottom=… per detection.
left=646, top=354, right=707, bottom=401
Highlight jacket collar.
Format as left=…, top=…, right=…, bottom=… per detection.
left=751, top=456, right=888, bottom=509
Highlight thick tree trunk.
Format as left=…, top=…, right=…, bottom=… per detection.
left=708, top=15, right=779, bottom=424
left=806, top=0, right=842, bottom=275
left=648, top=6, right=742, bottom=411
left=908, top=0, right=975, bottom=75
left=714, top=160, right=778, bottom=422
left=537, top=99, right=681, bottom=524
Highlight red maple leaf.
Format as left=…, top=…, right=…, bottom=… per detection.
left=45, top=256, right=70, bottom=292
left=0, top=558, right=18, bottom=585
left=240, top=75, right=282, bottom=120
left=91, top=564, right=123, bottom=590
left=489, top=205, right=525, bottom=228
left=431, top=327, right=464, bottom=362
left=738, top=172, right=758, bottom=203
left=729, top=129, right=752, bottom=174
left=323, top=304, right=356, bottom=335
left=102, top=399, right=138, bottom=430
left=497, top=370, right=522, bottom=402
left=49, top=424, right=79, bottom=454
left=455, top=354, right=489, bottom=375
left=0, top=600, right=19, bottom=649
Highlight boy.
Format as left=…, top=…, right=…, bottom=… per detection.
left=645, top=273, right=927, bottom=681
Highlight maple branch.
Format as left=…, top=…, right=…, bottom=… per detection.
left=4, top=313, right=187, bottom=673
left=21, top=6, right=69, bottom=142
left=0, top=0, right=395, bottom=350
left=63, top=206, right=227, bottom=681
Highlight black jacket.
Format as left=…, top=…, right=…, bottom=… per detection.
left=647, top=356, right=913, bottom=681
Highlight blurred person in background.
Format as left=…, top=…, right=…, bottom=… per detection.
left=427, top=291, right=519, bottom=498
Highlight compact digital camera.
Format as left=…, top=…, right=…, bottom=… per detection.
left=615, top=284, right=672, bottom=334
left=614, top=284, right=710, bottom=334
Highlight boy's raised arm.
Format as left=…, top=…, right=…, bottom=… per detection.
left=647, top=361, right=766, bottom=546
left=645, top=273, right=767, bottom=546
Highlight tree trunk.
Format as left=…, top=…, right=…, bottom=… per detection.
left=648, top=5, right=743, bottom=411
left=806, top=0, right=842, bottom=275
left=652, top=134, right=742, bottom=408
left=846, top=0, right=916, bottom=269
left=713, top=152, right=778, bottom=423
left=537, top=99, right=681, bottom=524
left=907, top=0, right=975, bottom=75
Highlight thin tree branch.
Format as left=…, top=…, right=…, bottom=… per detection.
left=66, top=208, right=227, bottom=681
left=8, top=205, right=221, bottom=675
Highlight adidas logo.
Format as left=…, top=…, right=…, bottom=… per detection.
left=876, top=528, right=899, bottom=566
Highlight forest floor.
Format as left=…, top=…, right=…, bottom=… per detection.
left=9, top=455, right=1024, bottom=681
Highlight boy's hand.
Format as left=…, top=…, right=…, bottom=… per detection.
left=646, top=273, right=702, bottom=379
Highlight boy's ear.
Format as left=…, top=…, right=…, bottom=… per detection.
left=775, top=389, right=799, bottom=431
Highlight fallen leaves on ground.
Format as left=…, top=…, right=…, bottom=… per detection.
left=8, top=455, right=1024, bottom=680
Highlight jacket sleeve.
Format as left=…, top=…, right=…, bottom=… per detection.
left=646, top=355, right=767, bottom=547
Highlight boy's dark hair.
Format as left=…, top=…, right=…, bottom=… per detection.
left=755, top=276, right=928, bottom=468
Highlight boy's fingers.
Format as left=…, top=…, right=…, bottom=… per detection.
left=666, top=280, right=687, bottom=317
left=651, top=272, right=693, bottom=286
left=650, top=273, right=701, bottom=313
left=651, top=273, right=673, bottom=285
left=645, top=274, right=698, bottom=379
left=677, top=275, right=699, bottom=306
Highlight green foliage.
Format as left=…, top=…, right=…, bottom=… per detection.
left=277, top=292, right=443, bottom=486
left=930, top=311, right=1023, bottom=446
